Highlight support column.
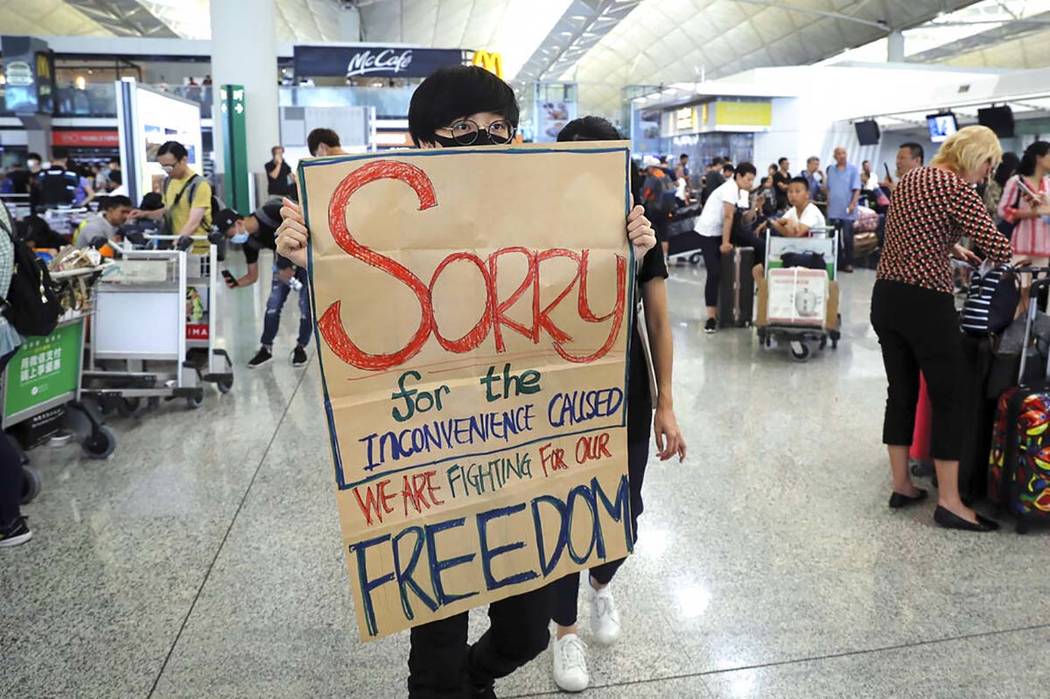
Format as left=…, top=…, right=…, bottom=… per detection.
left=887, top=31, right=905, bottom=62
left=210, top=0, right=279, bottom=202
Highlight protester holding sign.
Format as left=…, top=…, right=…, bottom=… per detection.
left=276, top=66, right=658, bottom=699
left=546, top=116, right=686, bottom=691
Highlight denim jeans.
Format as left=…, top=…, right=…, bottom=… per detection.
left=260, top=265, right=311, bottom=349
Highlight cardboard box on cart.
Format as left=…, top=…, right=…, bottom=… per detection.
left=756, top=275, right=839, bottom=330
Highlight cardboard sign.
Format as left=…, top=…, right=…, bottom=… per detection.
left=299, top=143, right=634, bottom=640
left=766, top=267, right=828, bottom=327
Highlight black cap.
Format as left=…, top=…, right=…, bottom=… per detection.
left=215, top=208, right=242, bottom=234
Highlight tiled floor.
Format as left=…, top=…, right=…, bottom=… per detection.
left=4, top=261, right=1050, bottom=699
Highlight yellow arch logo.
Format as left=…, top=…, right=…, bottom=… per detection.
left=472, top=51, right=503, bottom=79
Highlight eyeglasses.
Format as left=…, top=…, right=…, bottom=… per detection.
left=439, top=118, right=516, bottom=146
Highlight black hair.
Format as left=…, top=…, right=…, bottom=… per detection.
left=307, top=128, right=340, bottom=155
left=557, top=116, right=622, bottom=142
left=109, top=170, right=122, bottom=185
left=899, top=142, right=924, bottom=165
left=735, top=162, right=757, bottom=178
left=680, top=153, right=689, bottom=160
left=271, top=145, right=283, bottom=156
left=26, top=152, right=41, bottom=162
left=108, top=157, right=120, bottom=166
left=51, top=147, right=69, bottom=161
left=778, top=157, right=788, bottom=166
left=139, top=192, right=164, bottom=211
left=157, top=141, right=188, bottom=160
left=1018, top=141, right=1050, bottom=178
left=408, top=66, right=519, bottom=147
left=100, top=195, right=132, bottom=210
left=722, top=163, right=736, bottom=175
left=789, top=176, right=810, bottom=189
left=710, top=157, right=724, bottom=167
left=995, top=152, right=1020, bottom=187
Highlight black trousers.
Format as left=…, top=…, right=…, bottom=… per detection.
left=698, top=236, right=722, bottom=307
left=407, top=583, right=554, bottom=698
left=870, top=279, right=964, bottom=460
left=0, top=350, right=22, bottom=527
left=550, top=437, right=651, bottom=627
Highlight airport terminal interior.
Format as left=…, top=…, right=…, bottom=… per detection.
left=4, top=1, right=1050, bottom=698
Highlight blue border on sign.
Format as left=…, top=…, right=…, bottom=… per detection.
left=299, top=145, right=635, bottom=492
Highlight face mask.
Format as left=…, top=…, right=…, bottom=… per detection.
left=161, top=165, right=175, bottom=175
left=431, top=130, right=504, bottom=148
left=27, top=160, right=39, bottom=169
left=231, top=232, right=249, bottom=245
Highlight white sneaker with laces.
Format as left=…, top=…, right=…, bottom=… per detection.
left=590, top=583, right=622, bottom=645
left=551, top=633, right=589, bottom=693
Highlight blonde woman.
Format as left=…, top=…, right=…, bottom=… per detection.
left=870, top=126, right=1011, bottom=532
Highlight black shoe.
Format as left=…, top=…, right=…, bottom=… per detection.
left=934, top=505, right=999, bottom=532
left=248, top=347, right=273, bottom=369
left=704, top=318, right=717, bottom=334
left=0, top=516, right=32, bottom=548
left=292, top=346, right=308, bottom=367
left=889, top=489, right=928, bottom=509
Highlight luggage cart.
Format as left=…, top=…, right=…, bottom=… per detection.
left=81, top=235, right=233, bottom=413
left=756, top=226, right=842, bottom=362
left=2, top=266, right=117, bottom=504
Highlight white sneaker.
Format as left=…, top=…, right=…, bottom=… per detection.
left=590, top=583, right=622, bottom=645
left=551, top=633, right=589, bottom=693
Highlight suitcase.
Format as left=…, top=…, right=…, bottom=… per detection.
left=988, top=280, right=1050, bottom=532
left=718, top=246, right=754, bottom=328
left=909, top=373, right=933, bottom=474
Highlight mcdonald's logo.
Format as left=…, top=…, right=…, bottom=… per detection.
left=472, top=51, right=503, bottom=79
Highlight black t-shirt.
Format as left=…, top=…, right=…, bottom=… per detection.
left=702, top=171, right=725, bottom=204
left=627, top=246, right=669, bottom=441
left=772, top=170, right=791, bottom=210
left=240, top=202, right=283, bottom=266
left=8, top=168, right=32, bottom=195
left=265, top=160, right=295, bottom=196
left=38, top=167, right=78, bottom=206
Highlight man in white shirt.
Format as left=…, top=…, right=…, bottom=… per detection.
left=695, top=162, right=758, bottom=333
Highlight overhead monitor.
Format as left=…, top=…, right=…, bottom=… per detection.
left=978, top=105, right=1015, bottom=138
left=854, top=119, right=880, bottom=146
left=927, top=112, right=958, bottom=144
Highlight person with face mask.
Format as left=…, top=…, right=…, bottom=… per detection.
left=273, top=65, right=657, bottom=699
left=215, top=203, right=310, bottom=369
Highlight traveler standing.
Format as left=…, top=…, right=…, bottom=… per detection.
left=36, top=150, right=79, bottom=207
left=880, top=143, right=924, bottom=195
left=265, top=146, right=296, bottom=199
left=825, top=147, right=861, bottom=272
left=694, top=162, right=758, bottom=333
left=130, top=141, right=212, bottom=243
left=999, top=141, right=1050, bottom=266
left=548, top=116, right=686, bottom=693
left=641, top=156, right=674, bottom=260
left=215, top=203, right=310, bottom=369
left=871, top=125, right=1010, bottom=532
left=803, top=156, right=823, bottom=202
left=700, top=157, right=724, bottom=205
left=0, top=201, right=28, bottom=547
left=772, top=157, right=791, bottom=212
left=984, top=152, right=1019, bottom=219
left=273, top=66, right=658, bottom=699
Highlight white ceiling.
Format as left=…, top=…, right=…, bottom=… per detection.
left=8, top=0, right=1050, bottom=120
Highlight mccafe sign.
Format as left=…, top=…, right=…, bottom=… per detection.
left=294, top=45, right=466, bottom=79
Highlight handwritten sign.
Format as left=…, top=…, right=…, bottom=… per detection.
left=299, top=142, right=633, bottom=640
